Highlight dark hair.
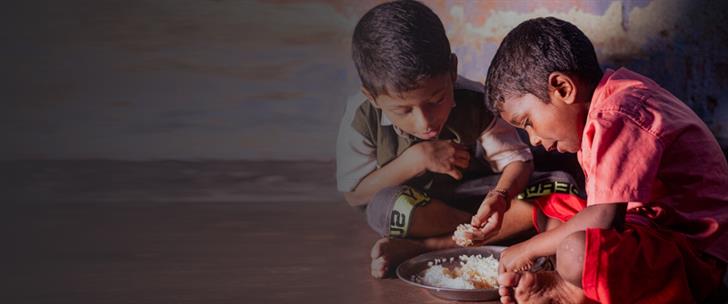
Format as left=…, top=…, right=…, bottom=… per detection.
left=484, top=17, right=602, bottom=112
left=352, top=0, right=451, bottom=97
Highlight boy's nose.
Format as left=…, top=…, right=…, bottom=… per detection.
left=415, top=109, right=435, bottom=130
left=528, top=133, right=542, bottom=147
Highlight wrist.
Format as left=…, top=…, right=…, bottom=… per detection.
left=487, top=188, right=511, bottom=210
left=529, top=232, right=555, bottom=257
left=403, top=144, right=427, bottom=176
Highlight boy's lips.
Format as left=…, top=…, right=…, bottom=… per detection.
left=421, top=125, right=442, bottom=139
left=547, top=142, right=558, bottom=152
left=422, top=130, right=438, bottom=139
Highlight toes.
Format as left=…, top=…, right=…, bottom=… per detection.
left=370, top=256, right=388, bottom=279
left=498, top=286, right=509, bottom=296
left=499, top=295, right=515, bottom=304
left=514, top=271, right=537, bottom=299
left=369, top=238, right=427, bottom=279
left=517, top=271, right=536, bottom=289
left=498, top=271, right=520, bottom=287
left=371, top=238, right=387, bottom=259
left=498, top=282, right=515, bottom=304
left=517, top=260, right=534, bottom=272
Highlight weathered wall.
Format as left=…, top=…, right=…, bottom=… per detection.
left=2, top=0, right=727, bottom=160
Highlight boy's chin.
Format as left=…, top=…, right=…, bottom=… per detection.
left=558, top=143, right=579, bottom=153
left=412, top=131, right=439, bottom=140
left=417, top=134, right=438, bottom=140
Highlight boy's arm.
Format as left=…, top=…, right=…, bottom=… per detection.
left=493, top=159, right=534, bottom=200
left=343, top=145, right=424, bottom=207
left=337, top=95, right=468, bottom=206
left=497, top=108, right=662, bottom=269
left=469, top=160, right=533, bottom=238
left=499, top=202, right=627, bottom=272
left=344, top=141, right=470, bottom=206
left=467, top=117, right=533, bottom=239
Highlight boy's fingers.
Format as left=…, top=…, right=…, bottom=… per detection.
left=464, top=229, right=486, bottom=240
left=446, top=168, right=463, bottom=180
left=454, top=150, right=470, bottom=162
left=449, top=141, right=468, bottom=150
left=498, top=271, right=520, bottom=287
left=471, top=205, right=491, bottom=227
left=452, top=157, right=469, bottom=169
left=498, top=286, right=511, bottom=297
left=478, top=210, right=503, bottom=239
left=478, top=217, right=500, bottom=240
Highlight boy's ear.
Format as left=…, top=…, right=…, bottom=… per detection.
left=548, top=72, right=576, bottom=105
left=449, top=53, right=458, bottom=82
left=361, top=87, right=380, bottom=108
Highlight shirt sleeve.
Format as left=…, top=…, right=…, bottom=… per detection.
left=479, top=117, right=533, bottom=172
left=336, top=94, right=378, bottom=192
left=582, top=111, right=664, bottom=206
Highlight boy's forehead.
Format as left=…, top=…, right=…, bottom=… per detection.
left=499, top=95, right=522, bottom=119
left=379, top=76, right=451, bottom=105
left=499, top=93, right=535, bottom=124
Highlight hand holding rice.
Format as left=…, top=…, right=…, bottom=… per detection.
left=452, top=223, right=477, bottom=247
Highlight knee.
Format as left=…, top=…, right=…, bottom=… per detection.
left=366, top=185, right=430, bottom=238
left=556, top=231, right=586, bottom=287
left=529, top=170, right=577, bottom=185
left=365, top=186, right=402, bottom=237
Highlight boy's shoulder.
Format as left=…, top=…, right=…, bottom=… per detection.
left=450, top=76, right=496, bottom=131
left=340, top=92, right=380, bottom=142
left=591, top=68, right=649, bottom=108
left=589, top=68, right=668, bottom=121
left=454, top=75, right=483, bottom=93
left=452, top=76, right=488, bottom=111
left=589, top=67, right=702, bottom=141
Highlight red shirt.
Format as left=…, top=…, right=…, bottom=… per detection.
left=578, top=68, right=728, bottom=262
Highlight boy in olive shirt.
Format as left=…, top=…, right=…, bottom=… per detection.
left=337, top=1, right=578, bottom=278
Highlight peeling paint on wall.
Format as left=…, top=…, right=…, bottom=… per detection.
left=2, top=0, right=727, bottom=160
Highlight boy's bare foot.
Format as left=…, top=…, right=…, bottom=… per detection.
left=498, top=271, right=588, bottom=304
left=369, top=237, right=426, bottom=279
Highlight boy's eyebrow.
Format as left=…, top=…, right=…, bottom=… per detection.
left=427, top=87, right=446, bottom=100
left=412, top=86, right=446, bottom=104
left=387, top=86, right=447, bottom=106
left=508, top=113, right=525, bottom=127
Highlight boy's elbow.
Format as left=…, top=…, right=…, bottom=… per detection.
left=522, top=159, right=535, bottom=173
left=588, top=203, right=627, bottom=229
left=506, top=159, right=534, bottom=175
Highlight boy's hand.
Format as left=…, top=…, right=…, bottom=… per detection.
left=412, top=140, right=470, bottom=180
left=466, top=191, right=508, bottom=242
left=498, top=241, right=536, bottom=273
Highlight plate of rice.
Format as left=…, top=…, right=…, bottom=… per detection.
left=396, top=246, right=504, bottom=302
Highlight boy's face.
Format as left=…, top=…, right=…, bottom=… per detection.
left=499, top=73, right=588, bottom=153
left=368, top=72, right=456, bottom=140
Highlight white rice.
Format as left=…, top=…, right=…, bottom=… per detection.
left=452, top=224, right=477, bottom=247
left=417, top=254, right=499, bottom=289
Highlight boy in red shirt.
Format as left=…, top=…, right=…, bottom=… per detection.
left=468, top=17, right=728, bottom=303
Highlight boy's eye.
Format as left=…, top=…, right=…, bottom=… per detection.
left=523, top=118, right=531, bottom=128
left=394, top=108, right=412, bottom=115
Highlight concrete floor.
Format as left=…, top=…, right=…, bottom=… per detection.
left=1, top=160, right=488, bottom=304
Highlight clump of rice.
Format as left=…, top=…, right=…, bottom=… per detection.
left=452, top=224, right=477, bottom=247
left=416, top=254, right=499, bottom=289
